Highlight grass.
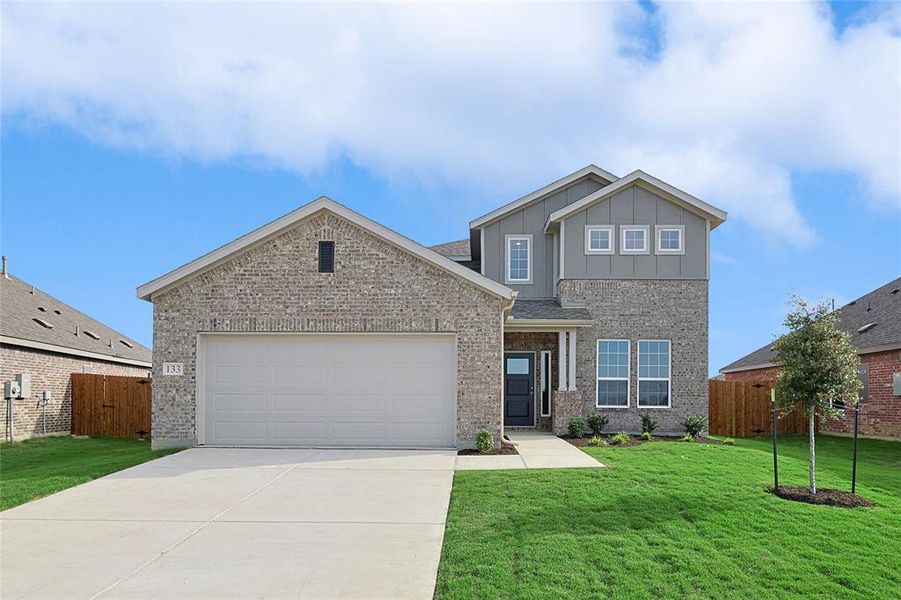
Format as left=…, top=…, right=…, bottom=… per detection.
left=436, top=434, right=901, bottom=599
left=0, top=436, right=182, bottom=511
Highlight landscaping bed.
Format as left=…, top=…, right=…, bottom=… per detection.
left=769, top=485, right=873, bottom=508
left=563, top=434, right=726, bottom=448
left=457, top=442, right=518, bottom=456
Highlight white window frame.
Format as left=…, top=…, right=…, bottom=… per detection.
left=637, top=339, right=672, bottom=409
left=584, top=225, right=614, bottom=255
left=620, top=225, right=650, bottom=255
left=596, top=339, right=630, bottom=409
left=540, top=350, right=552, bottom=417
left=655, top=225, right=685, bottom=255
left=505, top=234, right=533, bottom=284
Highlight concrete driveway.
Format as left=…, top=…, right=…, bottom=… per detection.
left=1, top=447, right=457, bottom=599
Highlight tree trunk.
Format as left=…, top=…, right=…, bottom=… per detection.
left=808, top=410, right=816, bottom=494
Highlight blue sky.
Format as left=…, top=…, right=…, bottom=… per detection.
left=2, top=1, right=899, bottom=375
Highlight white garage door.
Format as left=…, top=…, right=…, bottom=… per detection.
left=199, top=334, right=457, bottom=447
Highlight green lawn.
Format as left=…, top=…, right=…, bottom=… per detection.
left=0, top=436, right=182, bottom=511
left=436, top=435, right=901, bottom=599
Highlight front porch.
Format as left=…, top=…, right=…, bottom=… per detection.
left=503, top=299, right=593, bottom=435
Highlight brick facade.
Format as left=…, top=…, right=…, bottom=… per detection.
left=150, top=211, right=507, bottom=449
left=558, top=279, right=709, bottom=435
left=724, top=349, right=901, bottom=439
left=0, top=344, right=150, bottom=440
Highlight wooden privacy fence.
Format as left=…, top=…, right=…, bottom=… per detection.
left=71, top=374, right=152, bottom=439
left=708, top=379, right=809, bottom=437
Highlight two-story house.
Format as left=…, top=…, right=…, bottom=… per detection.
left=138, top=165, right=726, bottom=448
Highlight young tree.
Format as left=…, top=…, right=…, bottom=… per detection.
left=774, top=297, right=861, bottom=494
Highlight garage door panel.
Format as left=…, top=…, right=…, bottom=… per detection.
left=202, top=334, right=456, bottom=447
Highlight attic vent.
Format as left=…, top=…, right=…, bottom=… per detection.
left=120, top=340, right=134, bottom=348
left=54, top=309, right=62, bottom=315
left=857, top=323, right=877, bottom=334
left=318, top=241, right=335, bottom=273
left=33, top=317, right=53, bottom=329
left=892, top=289, right=899, bottom=295
left=83, top=330, right=100, bottom=340
left=37, top=306, right=47, bottom=312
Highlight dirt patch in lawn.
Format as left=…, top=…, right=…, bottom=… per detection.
left=457, top=442, right=519, bottom=456
left=768, top=485, right=873, bottom=508
left=564, top=434, right=726, bottom=448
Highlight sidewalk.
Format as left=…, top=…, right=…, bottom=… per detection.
left=455, top=431, right=605, bottom=470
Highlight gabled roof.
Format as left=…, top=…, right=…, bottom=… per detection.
left=137, top=197, right=515, bottom=302
left=429, top=239, right=471, bottom=260
left=469, top=164, right=618, bottom=229
left=1, top=272, right=151, bottom=367
left=544, top=170, right=727, bottom=232
left=720, top=276, right=901, bottom=373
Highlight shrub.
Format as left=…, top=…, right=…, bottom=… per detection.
left=640, top=431, right=653, bottom=441
left=568, top=418, right=586, bottom=438
left=640, top=412, right=659, bottom=435
left=586, top=414, right=609, bottom=435
left=588, top=436, right=608, bottom=447
left=723, top=437, right=736, bottom=446
left=609, top=431, right=631, bottom=445
left=683, top=414, right=708, bottom=437
left=475, top=429, right=494, bottom=453
left=681, top=434, right=696, bottom=442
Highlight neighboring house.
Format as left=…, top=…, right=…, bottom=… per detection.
left=138, top=165, right=727, bottom=449
left=1, top=260, right=152, bottom=440
left=720, top=277, right=901, bottom=440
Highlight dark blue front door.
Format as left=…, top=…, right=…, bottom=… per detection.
left=504, top=353, right=534, bottom=426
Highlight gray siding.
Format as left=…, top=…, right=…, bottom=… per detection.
left=562, top=184, right=708, bottom=280
left=482, top=177, right=604, bottom=297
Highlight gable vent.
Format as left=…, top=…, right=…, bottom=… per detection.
left=33, top=317, right=53, bottom=329
left=83, top=330, right=100, bottom=340
left=857, top=323, right=877, bottom=334
left=318, top=241, right=335, bottom=273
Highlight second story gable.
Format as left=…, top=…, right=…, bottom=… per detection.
left=461, top=166, right=727, bottom=298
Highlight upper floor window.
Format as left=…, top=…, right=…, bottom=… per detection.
left=638, top=340, right=671, bottom=408
left=585, top=226, right=614, bottom=255
left=620, top=226, right=649, bottom=254
left=655, top=225, right=684, bottom=255
left=505, top=235, right=532, bottom=283
left=597, top=339, right=630, bottom=408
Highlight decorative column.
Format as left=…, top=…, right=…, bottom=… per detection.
left=558, top=330, right=567, bottom=391
left=568, top=329, right=577, bottom=391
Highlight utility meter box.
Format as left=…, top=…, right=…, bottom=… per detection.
left=894, top=372, right=901, bottom=396
left=16, top=373, right=32, bottom=399
left=4, top=380, right=20, bottom=399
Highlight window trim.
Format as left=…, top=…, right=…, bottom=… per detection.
left=504, top=234, right=533, bottom=284
left=596, top=339, right=631, bottom=409
left=540, top=350, right=552, bottom=417
left=620, top=225, right=650, bottom=255
left=584, top=225, right=614, bottom=255
left=655, top=225, right=685, bottom=255
left=637, top=339, right=672, bottom=409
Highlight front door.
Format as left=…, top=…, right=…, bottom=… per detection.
left=504, top=352, right=534, bottom=426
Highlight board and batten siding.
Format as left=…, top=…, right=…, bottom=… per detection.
left=482, top=177, right=605, bottom=298
left=562, top=184, right=708, bottom=280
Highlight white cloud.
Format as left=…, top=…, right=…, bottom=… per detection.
left=2, top=1, right=899, bottom=246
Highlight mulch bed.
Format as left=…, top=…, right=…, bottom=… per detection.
left=768, top=485, right=872, bottom=508
left=457, top=442, right=519, bottom=456
left=564, top=434, right=725, bottom=448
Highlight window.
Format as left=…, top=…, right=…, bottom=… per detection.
left=596, top=339, right=629, bottom=407
left=505, top=235, right=532, bottom=283
left=540, top=351, right=552, bottom=417
left=318, top=241, right=335, bottom=273
left=506, top=357, right=530, bottom=374
left=638, top=340, right=671, bottom=407
left=655, top=225, right=684, bottom=255
left=585, top=226, right=614, bottom=255
left=620, top=226, right=649, bottom=254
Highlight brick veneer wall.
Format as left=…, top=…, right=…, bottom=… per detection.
left=724, top=349, right=901, bottom=439
left=0, top=344, right=150, bottom=440
left=150, top=210, right=507, bottom=449
left=503, top=332, right=558, bottom=430
left=558, top=279, right=709, bottom=435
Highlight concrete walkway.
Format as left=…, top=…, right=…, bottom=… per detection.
left=1, top=448, right=456, bottom=600
left=455, top=431, right=604, bottom=470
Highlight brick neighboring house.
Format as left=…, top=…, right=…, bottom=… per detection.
left=720, top=277, right=901, bottom=440
left=1, top=262, right=151, bottom=440
left=138, top=166, right=727, bottom=449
